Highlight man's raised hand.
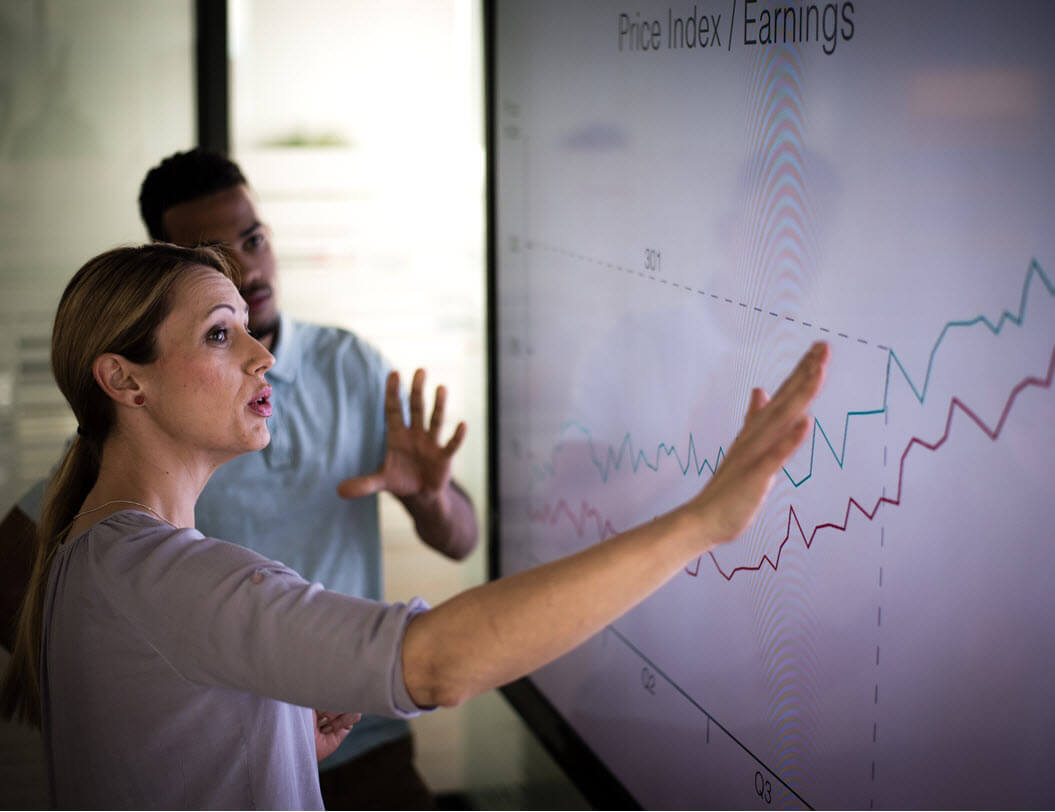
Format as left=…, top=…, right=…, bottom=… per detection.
left=337, top=369, right=466, bottom=501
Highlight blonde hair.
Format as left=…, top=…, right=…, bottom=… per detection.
left=0, top=243, right=238, bottom=725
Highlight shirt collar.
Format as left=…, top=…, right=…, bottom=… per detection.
left=266, top=312, right=300, bottom=383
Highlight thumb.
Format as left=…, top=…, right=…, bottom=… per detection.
left=337, top=471, right=386, bottom=500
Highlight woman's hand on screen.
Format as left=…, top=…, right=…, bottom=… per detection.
left=688, top=341, right=829, bottom=546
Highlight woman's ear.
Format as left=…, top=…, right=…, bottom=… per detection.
left=92, top=354, right=145, bottom=407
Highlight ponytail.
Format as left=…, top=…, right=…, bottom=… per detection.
left=0, top=435, right=100, bottom=725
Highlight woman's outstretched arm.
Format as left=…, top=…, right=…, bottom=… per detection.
left=402, top=341, right=830, bottom=708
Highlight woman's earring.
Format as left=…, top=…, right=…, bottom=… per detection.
left=134, top=394, right=146, bottom=406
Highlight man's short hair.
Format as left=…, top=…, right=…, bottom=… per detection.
left=139, top=148, right=248, bottom=241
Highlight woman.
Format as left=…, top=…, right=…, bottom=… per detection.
left=1, top=243, right=828, bottom=808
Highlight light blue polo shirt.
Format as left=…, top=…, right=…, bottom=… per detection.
left=22, top=313, right=411, bottom=767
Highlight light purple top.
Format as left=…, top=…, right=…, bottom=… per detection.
left=40, top=511, right=428, bottom=810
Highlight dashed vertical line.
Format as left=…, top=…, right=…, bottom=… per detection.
left=871, top=409, right=890, bottom=807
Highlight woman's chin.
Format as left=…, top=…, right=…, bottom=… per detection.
left=248, top=427, right=271, bottom=453
left=229, top=427, right=271, bottom=458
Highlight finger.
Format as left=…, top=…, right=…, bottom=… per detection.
left=724, top=346, right=825, bottom=472
left=442, top=421, right=467, bottom=457
left=755, top=346, right=826, bottom=460
left=746, top=387, right=769, bottom=420
left=384, top=371, right=405, bottom=427
left=332, top=712, right=362, bottom=730
left=761, top=414, right=812, bottom=471
left=410, top=368, right=426, bottom=430
left=337, top=471, right=386, bottom=499
left=770, top=342, right=829, bottom=408
left=319, top=711, right=361, bottom=730
left=754, top=342, right=828, bottom=434
left=429, top=385, right=447, bottom=440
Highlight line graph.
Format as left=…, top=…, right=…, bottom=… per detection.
left=530, top=345, right=1055, bottom=581
left=529, top=259, right=1054, bottom=492
left=697, top=343, right=1055, bottom=579
left=529, top=498, right=618, bottom=543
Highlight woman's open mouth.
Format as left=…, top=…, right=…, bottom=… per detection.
left=248, top=386, right=272, bottom=418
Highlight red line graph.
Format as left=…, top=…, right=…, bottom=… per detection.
left=530, top=346, right=1055, bottom=581
left=529, top=499, right=619, bottom=542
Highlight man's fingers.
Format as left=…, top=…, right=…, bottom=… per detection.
left=384, top=371, right=405, bottom=426
left=317, top=711, right=362, bottom=735
left=337, top=472, right=386, bottom=500
left=429, top=385, right=447, bottom=439
left=327, top=712, right=362, bottom=730
left=409, top=368, right=426, bottom=429
left=443, top=421, right=468, bottom=457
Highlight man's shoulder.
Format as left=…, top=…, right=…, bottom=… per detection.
left=282, top=317, right=388, bottom=377
left=285, top=316, right=359, bottom=347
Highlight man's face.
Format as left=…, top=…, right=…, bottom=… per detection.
left=161, top=184, right=280, bottom=343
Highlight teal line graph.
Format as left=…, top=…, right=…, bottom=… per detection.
left=529, top=259, right=1054, bottom=491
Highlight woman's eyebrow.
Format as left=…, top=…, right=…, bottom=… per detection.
left=204, top=302, right=248, bottom=318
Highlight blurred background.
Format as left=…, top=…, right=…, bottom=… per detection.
left=0, top=0, right=585, bottom=807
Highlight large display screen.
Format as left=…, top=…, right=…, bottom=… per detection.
left=487, top=1, right=1054, bottom=808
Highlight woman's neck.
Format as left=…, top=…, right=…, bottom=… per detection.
left=67, top=433, right=213, bottom=539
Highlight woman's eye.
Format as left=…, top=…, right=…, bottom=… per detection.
left=245, top=232, right=266, bottom=251
left=207, top=326, right=228, bottom=344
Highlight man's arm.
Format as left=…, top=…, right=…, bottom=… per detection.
left=0, top=506, right=37, bottom=652
left=337, top=369, right=480, bottom=561
left=397, top=479, right=478, bottom=561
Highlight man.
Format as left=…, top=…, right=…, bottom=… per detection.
left=2, top=148, right=479, bottom=808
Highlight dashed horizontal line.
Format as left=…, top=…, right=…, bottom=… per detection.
left=528, top=240, right=889, bottom=351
